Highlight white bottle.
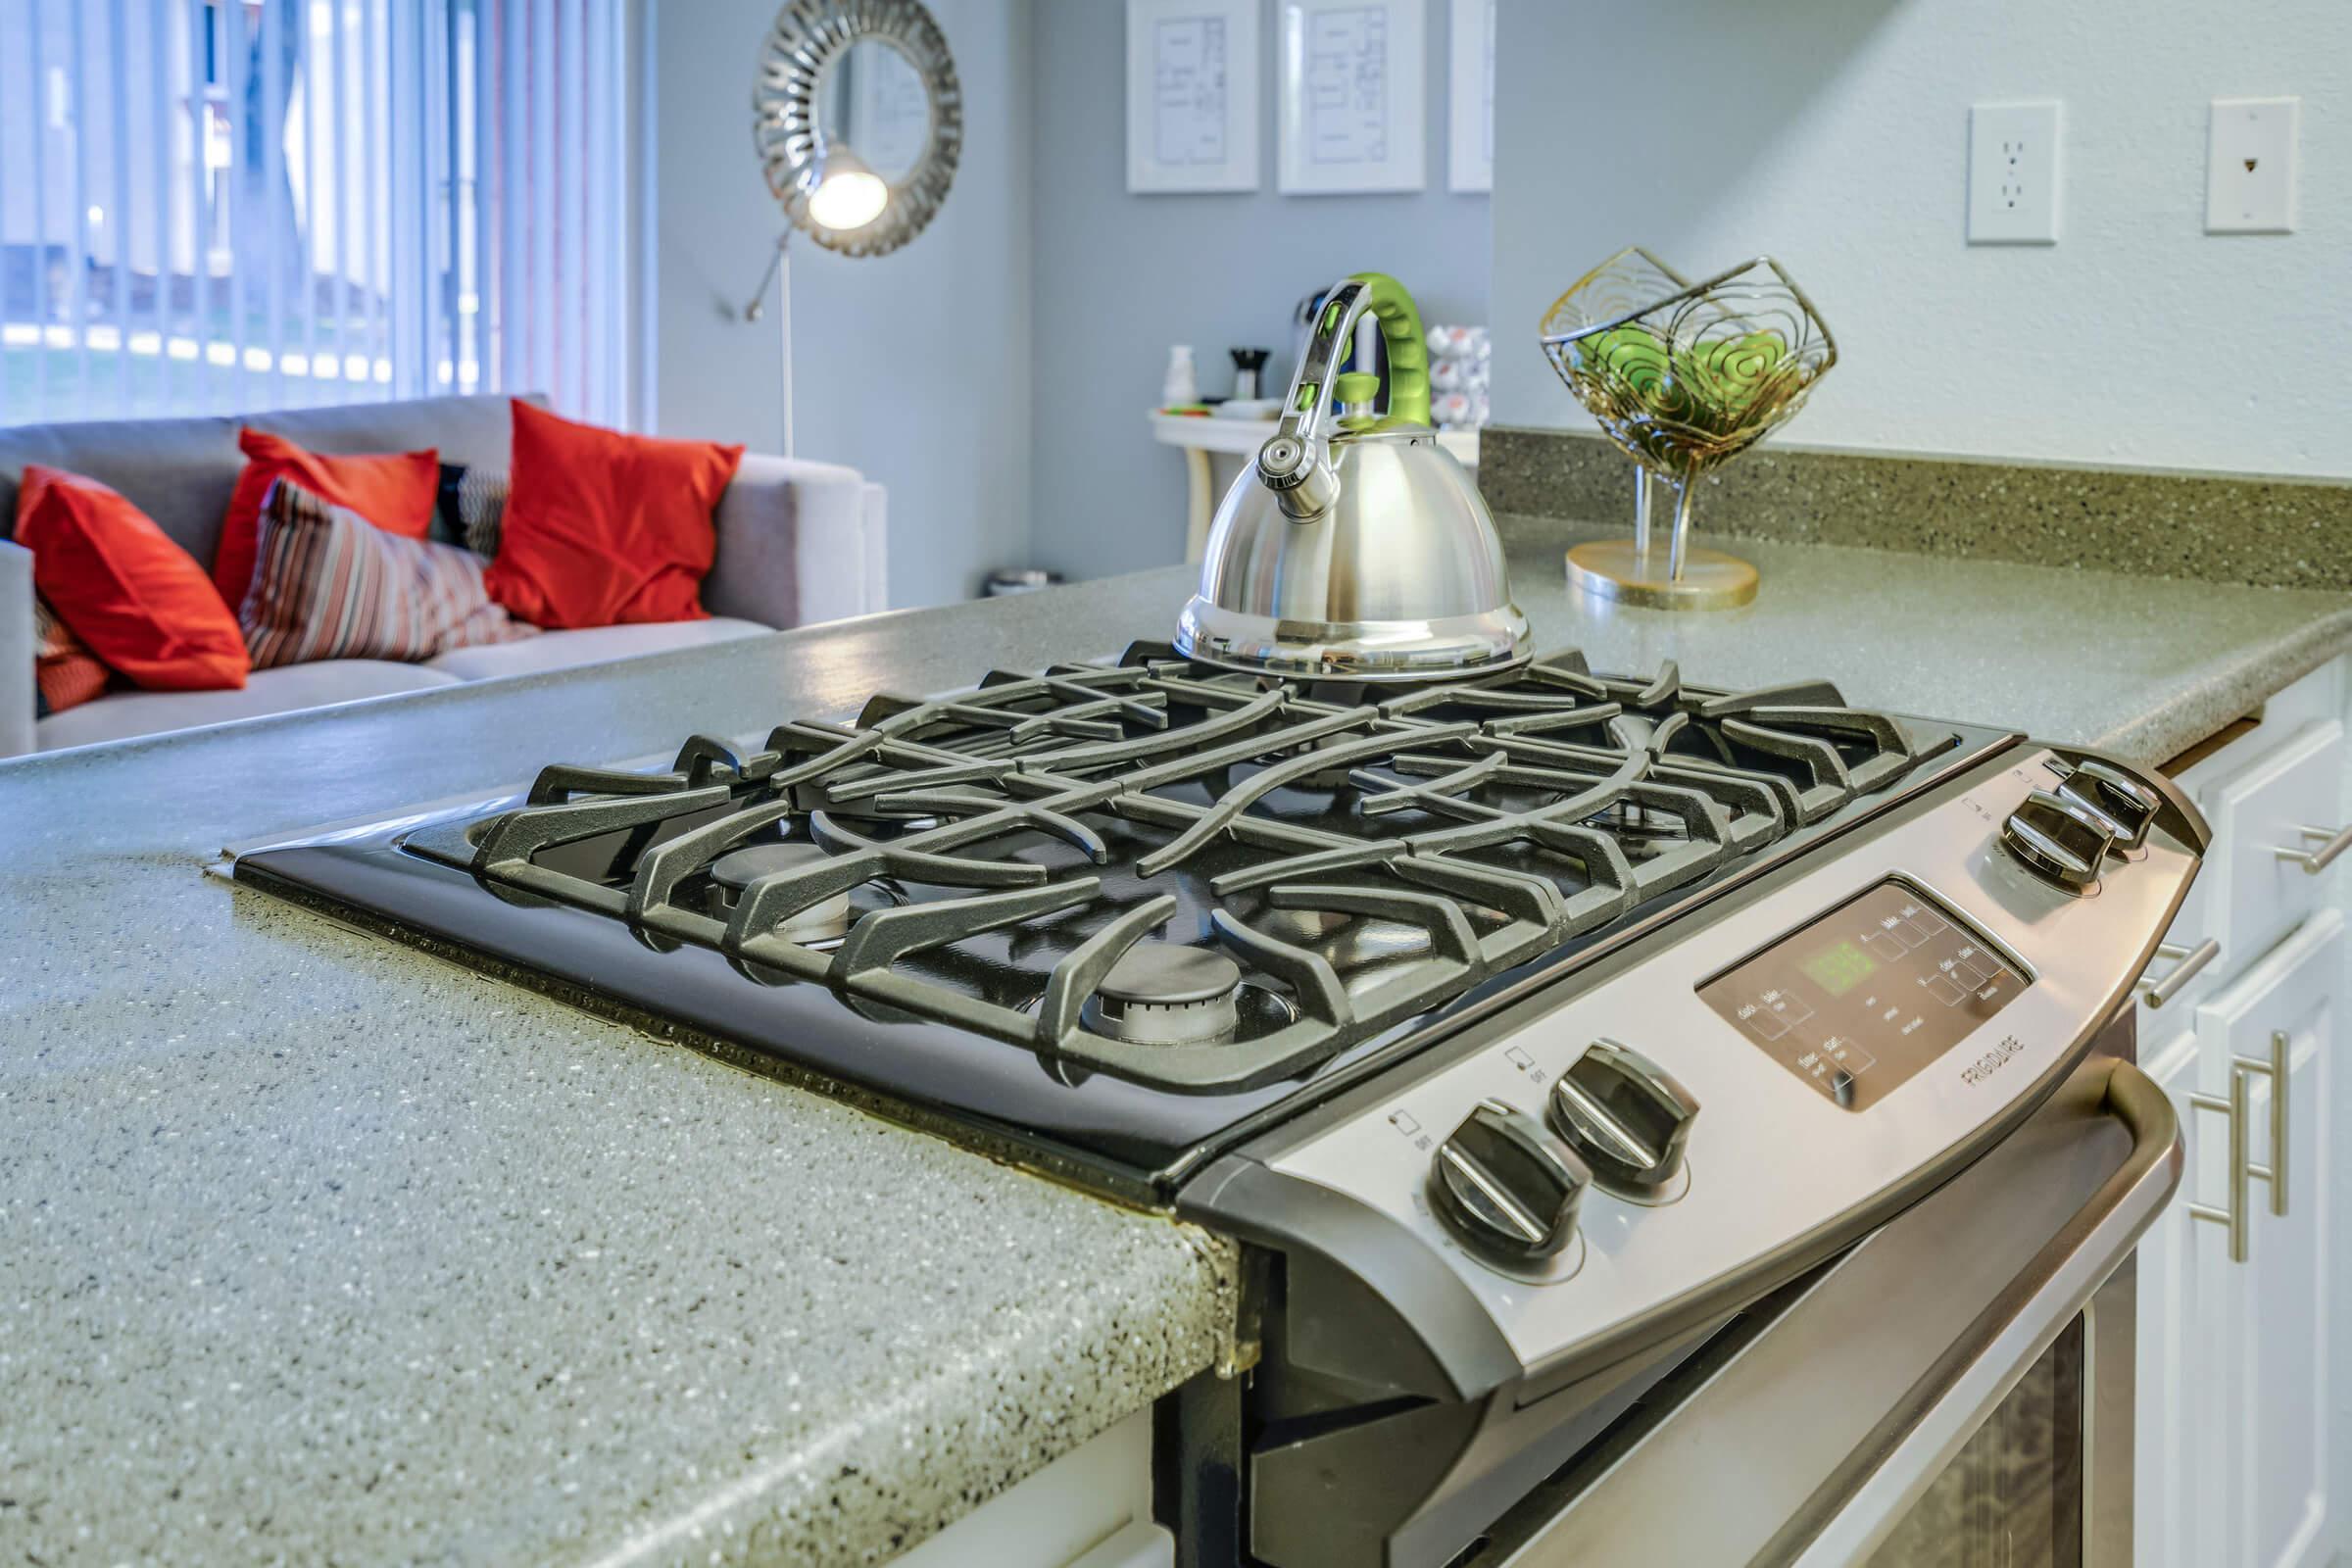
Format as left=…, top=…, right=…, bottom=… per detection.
left=1162, top=345, right=1199, bottom=406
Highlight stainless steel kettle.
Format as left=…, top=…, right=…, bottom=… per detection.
left=1174, top=272, right=1529, bottom=682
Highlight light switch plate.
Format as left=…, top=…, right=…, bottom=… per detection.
left=2207, top=97, right=2298, bottom=233
left=1968, top=102, right=2061, bottom=245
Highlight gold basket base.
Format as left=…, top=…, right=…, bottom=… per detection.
left=1565, top=538, right=1759, bottom=612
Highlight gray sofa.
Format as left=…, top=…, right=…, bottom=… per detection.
left=0, top=394, right=886, bottom=759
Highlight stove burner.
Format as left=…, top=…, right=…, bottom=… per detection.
left=1256, top=906, right=1350, bottom=945
left=1256, top=905, right=1434, bottom=969
left=1085, top=942, right=1245, bottom=1046
left=710, top=842, right=853, bottom=941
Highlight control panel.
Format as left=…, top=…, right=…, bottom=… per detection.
left=1257, top=747, right=2198, bottom=1371
left=1695, top=878, right=2029, bottom=1111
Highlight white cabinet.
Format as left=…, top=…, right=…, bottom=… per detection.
left=2203, top=910, right=2339, bottom=1568
left=2199, top=721, right=2344, bottom=974
left=2138, top=910, right=2340, bottom=1568
left=2134, top=655, right=2350, bottom=1568
left=2134, top=1025, right=2240, bottom=1568
left=2137, top=663, right=2347, bottom=1037
left=892, top=1408, right=1169, bottom=1568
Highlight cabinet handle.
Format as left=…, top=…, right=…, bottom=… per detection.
left=2186, top=1029, right=2291, bottom=1264
left=2274, top=823, right=2352, bottom=874
left=2243, top=1028, right=2289, bottom=1219
left=2188, top=1071, right=2254, bottom=1264
left=2136, top=938, right=2219, bottom=1008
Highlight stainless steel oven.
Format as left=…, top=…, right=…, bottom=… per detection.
left=1467, top=1008, right=2176, bottom=1566
left=224, top=626, right=2199, bottom=1568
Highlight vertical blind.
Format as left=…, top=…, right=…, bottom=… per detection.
left=0, top=0, right=630, bottom=429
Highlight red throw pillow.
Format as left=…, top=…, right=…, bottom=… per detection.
left=33, top=596, right=112, bottom=716
left=241, top=477, right=538, bottom=668
left=484, top=400, right=743, bottom=629
left=15, top=465, right=248, bottom=691
left=213, top=427, right=440, bottom=608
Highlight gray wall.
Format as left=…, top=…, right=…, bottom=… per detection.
left=1028, top=0, right=1491, bottom=583
left=1490, top=0, right=2352, bottom=478
left=652, top=0, right=1487, bottom=601
left=651, top=0, right=1035, bottom=610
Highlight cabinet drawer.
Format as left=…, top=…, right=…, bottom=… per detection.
left=2167, top=659, right=2345, bottom=795
left=2197, top=719, right=2345, bottom=976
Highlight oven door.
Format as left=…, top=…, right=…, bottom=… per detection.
left=1475, top=1014, right=2180, bottom=1567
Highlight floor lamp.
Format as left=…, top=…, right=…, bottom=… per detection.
left=746, top=0, right=963, bottom=461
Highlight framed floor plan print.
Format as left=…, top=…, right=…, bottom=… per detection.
left=1447, top=0, right=1493, bottom=192
left=1278, top=0, right=1426, bottom=193
left=1127, top=0, right=1262, bottom=193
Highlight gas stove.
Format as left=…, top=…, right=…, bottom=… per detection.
left=229, top=643, right=2204, bottom=1567
left=231, top=643, right=1985, bottom=1194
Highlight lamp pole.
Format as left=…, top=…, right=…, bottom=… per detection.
left=742, top=231, right=794, bottom=461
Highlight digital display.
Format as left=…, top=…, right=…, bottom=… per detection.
left=1800, top=940, right=1878, bottom=997
left=1696, top=878, right=2031, bottom=1111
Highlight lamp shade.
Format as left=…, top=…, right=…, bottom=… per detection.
left=807, top=144, right=889, bottom=232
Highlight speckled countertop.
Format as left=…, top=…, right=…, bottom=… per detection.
left=1, top=528, right=2346, bottom=1567
left=0, top=600, right=1246, bottom=1568
left=1484, top=514, right=2352, bottom=766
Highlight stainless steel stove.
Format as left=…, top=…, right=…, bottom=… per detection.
left=229, top=644, right=2203, bottom=1567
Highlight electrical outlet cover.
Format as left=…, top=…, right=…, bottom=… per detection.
left=1968, top=101, right=2062, bottom=245
left=2206, top=97, right=2298, bottom=233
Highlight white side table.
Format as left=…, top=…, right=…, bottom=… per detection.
left=1148, top=412, right=1481, bottom=564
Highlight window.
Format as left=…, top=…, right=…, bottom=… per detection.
left=0, top=0, right=631, bottom=428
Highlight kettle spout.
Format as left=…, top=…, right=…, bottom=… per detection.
left=1255, top=432, right=1340, bottom=522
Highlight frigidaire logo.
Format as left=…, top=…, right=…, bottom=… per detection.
left=1961, top=1036, right=2026, bottom=1087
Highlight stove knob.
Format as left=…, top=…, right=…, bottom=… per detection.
left=1428, top=1099, right=1591, bottom=1263
left=1999, top=789, right=2115, bottom=892
left=2056, top=759, right=2159, bottom=850
left=1547, top=1041, right=1699, bottom=1197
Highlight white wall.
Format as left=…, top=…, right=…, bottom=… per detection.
left=1029, top=0, right=1490, bottom=583
left=651, top=0, right=1035, bottom=610
left=1490, top=0, right=2352, bottom=479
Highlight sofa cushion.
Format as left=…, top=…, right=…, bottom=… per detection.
left=0, top=417, right=242, bottom=571
left=422, top=616, right=770, bottom=681
left=16, top=465, right=250, bottom=691
left=0, top=394, right=540, bottom=573
left=242, top=479, right=536, bottom=668
left=33, top=659, right=460, bottom=753
left=214, top=428, right=441, bottom=608
left=250, top=394, right=529, bottom=473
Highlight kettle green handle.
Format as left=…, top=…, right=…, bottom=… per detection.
left=1280, top=272, right=1432, bottom=435
left=1338, top=271, right=1431, bottom=425
left=1255, top=271, right=1435, bottom=520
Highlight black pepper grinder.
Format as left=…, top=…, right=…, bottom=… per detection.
left=1230, top=347, right=1271, bottom=402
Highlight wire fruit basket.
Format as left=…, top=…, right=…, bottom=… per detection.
left=1540, top=249, right=1836, bottom=611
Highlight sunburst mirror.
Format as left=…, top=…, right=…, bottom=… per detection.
left=752, top=0, right=963, bottom=258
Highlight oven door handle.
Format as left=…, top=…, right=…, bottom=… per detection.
left=1788, top=1056, right=2180, bottom=1566
left=1488, top=1054, right=2181, bottom=1568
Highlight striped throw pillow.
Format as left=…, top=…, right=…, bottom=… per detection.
left=33, top=596, right=111, bottom=716
left=240, top=477, right=540, bottom=669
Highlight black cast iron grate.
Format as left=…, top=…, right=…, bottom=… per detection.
left=405, top=644, right=1951, bottom=1095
